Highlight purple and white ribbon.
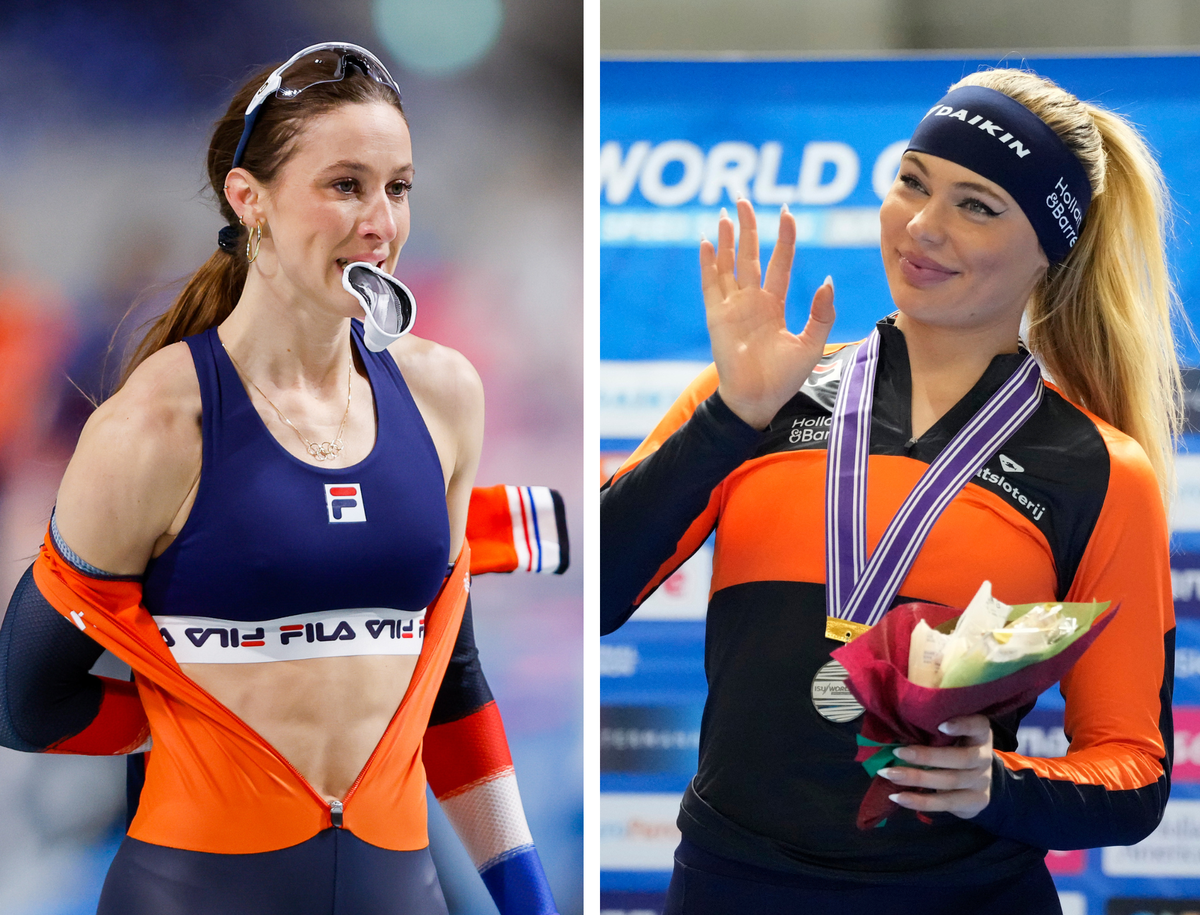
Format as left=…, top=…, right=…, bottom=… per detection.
left=824, top=331, right=880, bottom=618
left=824, top=329, right=1043, bottom=627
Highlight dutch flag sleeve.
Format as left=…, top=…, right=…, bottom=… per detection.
left=423, top=597, right=558, bottom=915
left=467, top=485, right=569, bottom=577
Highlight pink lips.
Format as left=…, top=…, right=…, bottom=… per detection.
left=898, top=251, right=958, bottom=287
left=338, top=256, right=388, bottom=269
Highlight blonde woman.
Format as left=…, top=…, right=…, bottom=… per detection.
left=602, top=69, right=1179, bottom=913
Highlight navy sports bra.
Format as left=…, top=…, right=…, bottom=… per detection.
left=142, top=323, right=451, bottom=664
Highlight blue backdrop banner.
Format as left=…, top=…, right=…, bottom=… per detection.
left=601, top=56, right=1200, bottom=366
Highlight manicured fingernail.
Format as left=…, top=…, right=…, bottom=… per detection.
left=700, top=232, right=708, bottom=243
left=719, top=207, right=729, bottom=221
left=938, top=722, right=954, bottom=734
left=892, top=747, right=911, bottom=761
left=824, top=274, right=834, bottom=292
left=888, top=794, right=903, bottom=803
left=878, top=768, right=897, bottom=781
left=781, top=202, right=790, bottom=215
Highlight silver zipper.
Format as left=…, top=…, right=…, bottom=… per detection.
left=330, top=800, right=344, bottom=828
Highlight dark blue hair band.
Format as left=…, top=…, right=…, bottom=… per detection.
left=906, top=85, right=1092, bottom=264
left=217, top=224, right=241, bottom=254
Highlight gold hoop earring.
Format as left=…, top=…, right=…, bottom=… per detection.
left=246, top=225, right=262, bottom=264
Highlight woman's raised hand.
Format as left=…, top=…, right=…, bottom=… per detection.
left=700, top=198, right=836, bottom=430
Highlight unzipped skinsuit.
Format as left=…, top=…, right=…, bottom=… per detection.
left=0, top=323, right=569, bottom=915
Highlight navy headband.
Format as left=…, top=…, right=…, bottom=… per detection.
left=906, top=85, right=1092, bottom=264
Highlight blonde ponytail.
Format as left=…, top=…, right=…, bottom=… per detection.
left=953, top=69, right=1185, bottom=506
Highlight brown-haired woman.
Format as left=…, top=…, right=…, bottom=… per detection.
left=0, top=43, right=558, bottom=915
left=602, top=67, right=1180, bottom=913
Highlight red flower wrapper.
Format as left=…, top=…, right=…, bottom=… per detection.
left=830, top=600, right=1117, bottom=830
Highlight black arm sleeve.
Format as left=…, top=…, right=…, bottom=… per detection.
left=428, top=595, right=494, bottom=725
left=0, top=564, right=105, bottom=752
left=600, top=391, right=762, bottom=635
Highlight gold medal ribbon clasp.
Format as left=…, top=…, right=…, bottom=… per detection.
left=825, top=616, right=871, bottom=644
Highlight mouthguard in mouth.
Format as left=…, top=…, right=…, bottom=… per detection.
left=341, top=261, right=416, bottom=351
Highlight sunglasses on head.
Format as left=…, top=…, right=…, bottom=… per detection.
left=232, top=42, right=403, bottom=169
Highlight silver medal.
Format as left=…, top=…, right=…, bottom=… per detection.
left=810, top=659, right=864, bottom=722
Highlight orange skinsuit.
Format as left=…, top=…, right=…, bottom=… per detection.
left=601, top=325, right=1173, bottom=883
left=34, top=533, right=469, bottom=853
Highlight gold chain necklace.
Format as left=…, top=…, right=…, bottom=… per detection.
left=222, top=343, right=353, bottom=462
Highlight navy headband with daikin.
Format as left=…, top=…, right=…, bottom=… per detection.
left=906, top=85, right=1091, bottom=264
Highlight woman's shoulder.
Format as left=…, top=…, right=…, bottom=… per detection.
left=1042, top=381, right=1156, bottom=476
left=1039, top=382, right=1162, bottom=518
left=89, top=342, right=202, bottom=445
left=386, top=333, right=484, bottom=417
left=56, top=342, right=203, bottom=573
left=65, top=342, right=202, bottom=509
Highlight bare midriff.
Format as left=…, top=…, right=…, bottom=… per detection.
left=180, top=654, right=419, bottom=801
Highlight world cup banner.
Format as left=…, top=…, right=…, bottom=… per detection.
left=600, top=55, right=1200, bottom=367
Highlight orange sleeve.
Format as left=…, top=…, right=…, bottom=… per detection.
left=600, top=346, right=851, bottom=633
left=979, top=422, right=1173, bottom=848
left=612, top=365, right=721, bottom=481
left=615, top=366, right=725, bottom=605
left=47, top=677, right=150, bottom=756
left=467, top=485, right=569, bottom=576
left=601, top=366, right=762, bottom=633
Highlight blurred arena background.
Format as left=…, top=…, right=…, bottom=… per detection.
left=0, top=1, right=581, bottom=913
left=600, top=3, right=1200, bottom=915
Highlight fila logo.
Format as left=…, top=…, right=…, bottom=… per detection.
left=998, top=454, right=1024, bottom=473
left=325, top=483, right=366, bottom=523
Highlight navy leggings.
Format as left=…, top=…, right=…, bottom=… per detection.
left=663, top=838, right=1063, bottom=915
left=97, top=829, right=448, bottom=915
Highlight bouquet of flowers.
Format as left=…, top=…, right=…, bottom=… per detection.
left=830, top=582, right=1115, bottom=829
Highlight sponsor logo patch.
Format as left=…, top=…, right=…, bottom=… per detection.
left=975, top=465, right=1047, bottom=523
left=925, top=105, right=1032, bottom=158
left=325, top=483, right=366, bottom=523
left=998, top=453, right=1024, bottom=473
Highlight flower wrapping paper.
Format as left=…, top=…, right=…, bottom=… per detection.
left=830, top=600, right=1116, bottom=830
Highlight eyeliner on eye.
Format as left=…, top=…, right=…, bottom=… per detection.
left=961, top=197, right=1001, bottom=216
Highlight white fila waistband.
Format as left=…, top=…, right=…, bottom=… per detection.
left=153, top=607, right=426, bottom=664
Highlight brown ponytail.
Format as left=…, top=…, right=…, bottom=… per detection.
left=121, top=249, right=248, bottom=380
left=120, top=56, right=405, bottom=387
